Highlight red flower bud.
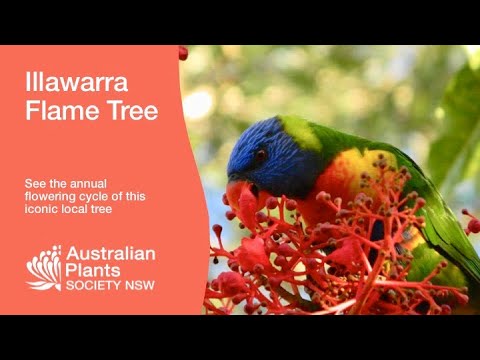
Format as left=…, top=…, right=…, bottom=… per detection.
left=222, top=193, right=230, bottom=206
left=468, top=219, right=480, bottom=234
left=255, top=211, right=269, bottom=223
left=178, top=45, right=188, bottom=61
left=227, top=258, right=240, bottom=272
left=268, top=276, right=282, bottom=288
left=286, top=199, right=297, bottom=211
left=232, top=293, right=247, bottom=305
left=212, top=224, right=222, bottom=239
left=274, top=255, right=287, bottom=268
left=316, top=191, right=331, bottom=202
left=211, top=279, right=219, bottom=291
left=244, top=302, right=256, bottom=315
left=416, top=198, right=426, bottom=207
left=408, top=191, right=418, bottom=200
left=277, top=243, right=296, bottom=257
left=266, top=197, right=279, bottom=210
left=225, top=210, right=236, bottom=221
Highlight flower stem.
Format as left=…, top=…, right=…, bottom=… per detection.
left=349, top=218, right=392, bottom=314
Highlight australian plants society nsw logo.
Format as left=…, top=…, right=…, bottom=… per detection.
left=26, top=245, right=157, bottom=292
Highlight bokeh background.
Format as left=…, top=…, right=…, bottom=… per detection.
left=179, top=45, right=480, bottom=279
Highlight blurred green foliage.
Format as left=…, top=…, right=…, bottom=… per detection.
left=179, top=45, right=480, bottom=234
left=428, top=48, right=480, bottom=199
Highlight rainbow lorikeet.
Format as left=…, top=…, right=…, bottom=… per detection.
left=226, top=115, right=480, bottom=307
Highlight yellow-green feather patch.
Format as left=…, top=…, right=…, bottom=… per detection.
left=278, top=115, right=322, bottom=152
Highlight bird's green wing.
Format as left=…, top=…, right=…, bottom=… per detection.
left=390, top=146, right=480, bottom=284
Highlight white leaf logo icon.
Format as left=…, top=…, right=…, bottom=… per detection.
left=26, top=245, right=61, bottom=291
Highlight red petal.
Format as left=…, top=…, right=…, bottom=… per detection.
left=235, top=236, right=272, bottom=273
left=325, top=236, right=364, bottom=273
left=217, top=271, right=248, bottom=297
left=237, top=183, right=258, bottom=233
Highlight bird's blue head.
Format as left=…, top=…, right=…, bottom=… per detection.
left=226, top=116, right=321, bottom=209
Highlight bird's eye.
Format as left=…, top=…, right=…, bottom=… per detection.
left=255, top=149, right=267, bottom=163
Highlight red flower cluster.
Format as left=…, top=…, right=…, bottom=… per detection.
left=204, top=162, right=473, bottom=315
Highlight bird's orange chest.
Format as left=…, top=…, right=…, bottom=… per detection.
left=296, top=148, right=397, bottom=227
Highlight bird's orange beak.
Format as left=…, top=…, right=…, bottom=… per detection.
left=226, top=180, right=270, bottom=212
